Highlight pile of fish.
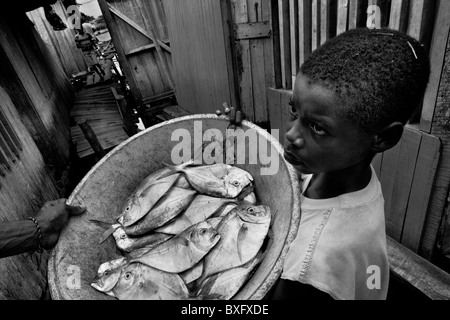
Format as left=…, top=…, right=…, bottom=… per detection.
left=90, top=161, right=272, bottom=300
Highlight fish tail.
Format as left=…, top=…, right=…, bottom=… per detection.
left=159, top=159, right=203, bottom=179
left=98, top=224, right=121, bottom=244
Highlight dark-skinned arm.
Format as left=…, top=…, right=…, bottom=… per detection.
left=0, top=199, right=85, bottom=259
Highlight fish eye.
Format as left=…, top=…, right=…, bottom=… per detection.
left=248, top=207, right=255, bottom=213
left=104, top=270, right=109, bottom=276
left=200, top=228, right=207, bottom=235
left=124, top=272, right=131, bottom=280
left=231, top=181, right=240, bottom=187
left=120, top=234, right=126, bottom=239
left=125, top=206, right=130, bottom=211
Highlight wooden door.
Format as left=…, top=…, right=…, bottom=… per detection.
left=98, top=0, right=174, bottom=104
left=163, top=0, right=238, bottom=115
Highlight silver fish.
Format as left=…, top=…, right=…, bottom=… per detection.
left=124, top=187, right=197, bottom=236
left=198, top=202, right=271, bottom=284
left=112, top=262, right=193, bottom=300
left=215, top=192, right=257, bottom=218
left=196, top=253, right=262, bottom=300
left=112, top=227, right=172, bottom=252
left=163, top=162, right=253, bottom=198
left=119, top=173, right=180, bottom=227
left=154, top=194, right=237, bottom=235
left=131, top=220, right=220, bottom=273
left=173, top=174, right=193, bottom=189
left=206, top=217, right=223, bottom=230
left=133, top=167, right=173, bottom=196
left=179, top=261, right=204, bottom=285
left=91, top=257, right=128, bottom=296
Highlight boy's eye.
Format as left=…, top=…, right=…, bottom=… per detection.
left=288, top=101, right=299, bottom=119
left=310, top=122, right=327, bottom=136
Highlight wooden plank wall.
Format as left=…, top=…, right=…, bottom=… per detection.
left=372, top=128, right=440, bottom=252
left=0, top=13, right=74, bottom=299
left=422, top=23, right=450, bottom=261
left=27, top=2, right=87, bottom=77
left=0, top=15, right=74, bottom=171
left=98, top=0, right=173, bottom=104
left=163, top=0, right=235, bottom=115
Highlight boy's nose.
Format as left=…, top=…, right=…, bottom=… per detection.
left=285, top=124, right=305, bottom=148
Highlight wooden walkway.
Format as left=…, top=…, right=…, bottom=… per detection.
left=70, top=83, right=130, bottom=158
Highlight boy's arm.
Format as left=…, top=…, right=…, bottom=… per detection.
left=269, top=278, right=334, bottom=300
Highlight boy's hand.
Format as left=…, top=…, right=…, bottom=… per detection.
left=216, top=102, right=244, bottom=128
left=36, top=199, right=86, bottom=250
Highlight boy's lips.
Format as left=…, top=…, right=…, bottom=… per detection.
left=284, top=151, right=305, bottom=166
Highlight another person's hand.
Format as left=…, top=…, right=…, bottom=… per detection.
left=36, top=199, right=85, bottom=250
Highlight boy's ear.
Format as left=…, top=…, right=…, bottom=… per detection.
left=372, top=122, right=404, bottom=153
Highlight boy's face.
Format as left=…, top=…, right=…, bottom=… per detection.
left=284, top=74, right=374, bottom=175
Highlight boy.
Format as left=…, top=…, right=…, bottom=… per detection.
left=269, top=28, right=430, bottom=300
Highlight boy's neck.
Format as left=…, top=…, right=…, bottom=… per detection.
left=304, top=162, right=372, bottom=199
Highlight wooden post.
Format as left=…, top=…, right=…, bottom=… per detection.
left=97, top=0, right=143, bottom=103
left=78, top=119, right=106, bottom=158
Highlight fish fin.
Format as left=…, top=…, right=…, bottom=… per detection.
left=237, top=184, right=255, bottom=200
left=157, top=162, right=180, bottom=180
left=196, top=273, right=220, bottom=297
left=99, top=225, right=120, bottom=244
left=89, top=219, right=116, bottom=229
left=237, top=223, right=249, bottom=263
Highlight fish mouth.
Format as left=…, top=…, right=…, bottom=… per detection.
left=91, top=277, right=105, bottom=291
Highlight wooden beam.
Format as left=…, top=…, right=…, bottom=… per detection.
left=235, top=21, right=271, bottom=40
left=419, top=0, right=450, bottom=132
left=320, top=0, right=331, bottom=44
left=348, top=0, right=363, bottom=30
left=232, top=0, right=255, bottom=119
left=248, top=0, right=269, bottom=126
left=298, top=0, right=312, bottom=66
left=78, top=120, right=106, bottom=158
left=311, top=0, right=320, bottom=51
left=337, top=0, right=349, bottom=35
left=389, top=0, right=410, bottom=32
left=124, top=41, right=170, bottom=56
left=387, top=236, right=450, bottom=300
left=289, top=0, right=299, bottom=86
left=219, top=0, right=240, bottom=111
left=278, top=0, right=292, bottom=89
left=261, top=0, right=275, bottom=89
left=107, top=3, right=171, bottom=53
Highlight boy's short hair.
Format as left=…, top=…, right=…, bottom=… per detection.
left=300, top=28, right=430, bottom=134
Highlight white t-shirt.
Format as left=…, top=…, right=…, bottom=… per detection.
left=281, top=166, right=389, bottom=300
